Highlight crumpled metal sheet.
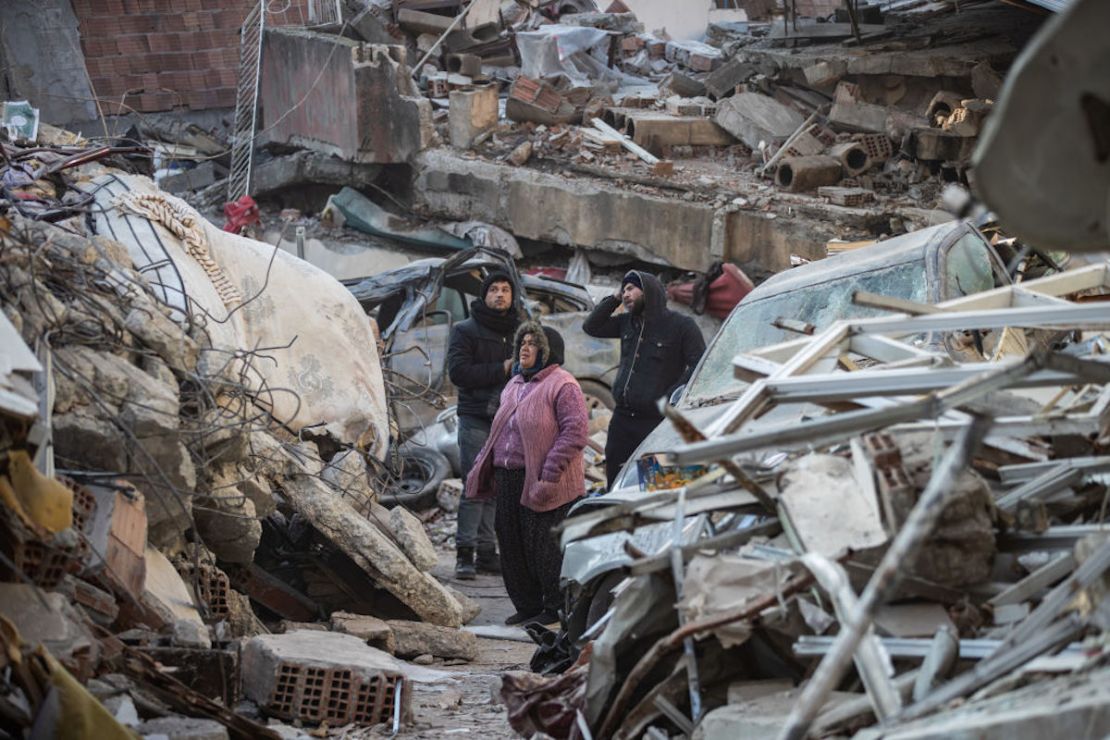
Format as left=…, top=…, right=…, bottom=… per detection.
left=584, top=572, right=678, bottom=725
left=679, top=554, right=802, bottom=648
left=439, top=220, right=523, bottom=258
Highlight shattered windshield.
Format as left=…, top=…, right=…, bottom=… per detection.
left=684, top=261, right=928, bottom=404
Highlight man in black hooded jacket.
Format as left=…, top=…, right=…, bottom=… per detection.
left=583, top=270, right=706, bottom=487
left=447, top=271, right=521, bottom=579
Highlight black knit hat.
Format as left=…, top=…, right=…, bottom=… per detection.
left=481, top=271, right=514, bottom=300
left=621, top=270, right=643, bottom=290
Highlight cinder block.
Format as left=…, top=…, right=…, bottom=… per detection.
left=242, top=631, right=410, bottom=726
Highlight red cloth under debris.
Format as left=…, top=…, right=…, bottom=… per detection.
left=222, top=195, right=261, bottom=234
left=501, top=644, right=592, bottom=739
left=667, top=262, right=755, bottom=320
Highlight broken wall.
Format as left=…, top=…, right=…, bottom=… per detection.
left=0, top=0, right=98, bottom=125
left=72, top=0, right=309, bottom=114
left=260, top=27, right=432, bottom=164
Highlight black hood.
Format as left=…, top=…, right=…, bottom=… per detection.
left=623, top=269, right=667, bottom=318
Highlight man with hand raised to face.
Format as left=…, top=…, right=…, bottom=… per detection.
left=583, top=270, right=706, bottom=488
left=447, top=271, right=521, bottom=580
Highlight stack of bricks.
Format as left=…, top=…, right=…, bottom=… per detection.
left=71, top=0, right=310, bottom=114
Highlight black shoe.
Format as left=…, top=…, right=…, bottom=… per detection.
left=505, top=610, right=542, bottom=626
left=455, top=547, right=476, bottom=581
left=476, top=549, right=501, bottom=575
left=524, top=610, right=560, bottom=627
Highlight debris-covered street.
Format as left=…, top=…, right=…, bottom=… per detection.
left=1, top=0, right=1109, bottom=738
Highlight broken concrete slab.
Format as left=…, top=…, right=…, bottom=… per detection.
left=714, top=92, right=805, bottom=150
left=193, top=485, right=261, bottom=565
left=260, top=29, right=432, bottom=163
left=0, top=583, right=99, bottom=680
left=852, top=666, right=1110, bottom=740
left=445, top=586, right=482, bottom=624
left=386, top=620, right=479, bottom=661
left=160, top=162, right=220, bottom=194
left=141, top=546, right=211, bottom=648
left=136, top=716, right=229, bottom=740
left=971, top=61, right=1003, bottom=101
left=695, top=688, right=856, bottom=740
left=449, top=84, right=498, bottom=149
left=705, top=59, right=756, bottom=99
left=331, top=611, right=397, bottom=653
left=828, top=99, right=890, bottom=133
left=250, top=150, right=384, bottom=196
left=281, top=473, right=465, bottom=626
left=241, top=630, right=410, bottom=725
left=389, top=506, right=438, bottom=571
left=778, top=454, right=888, bottom=557
left=911, top=128, right=978, bottom=162
left=411, top=149, right=719, bottom=271
left=666, top=70, right=708, bottom=98
left=321, top=449, right=376, bottom=508
left=53, top=408, right=128, bottom=473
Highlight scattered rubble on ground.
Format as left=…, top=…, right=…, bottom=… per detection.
left=0, top=131, right=485, bottom=737
left=3, top=0, right=1108, bottom=737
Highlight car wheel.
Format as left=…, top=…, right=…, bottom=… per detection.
left=380, top=443, right=451, bottom=510
left=578, top=379, right=615, bottom=415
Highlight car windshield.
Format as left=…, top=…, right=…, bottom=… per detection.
left=684, top=260, right=928, bottom=404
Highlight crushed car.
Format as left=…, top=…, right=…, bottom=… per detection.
left=558, top=218, right=1045, bottom=640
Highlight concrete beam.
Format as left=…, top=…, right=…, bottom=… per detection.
left=411, top=148, right=832, bottom=273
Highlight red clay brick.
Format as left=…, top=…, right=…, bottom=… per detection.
left=185, top=90, right=207, bottom=109
left=147, top=32, right=175, bottom=53
left=117, top=35, right=150, bottom=55
left=123, top=15, right=159, bottom=34
left=217, top=88, right=237, bottom=108
left=83, top=16, right=118, bottom=35
left=215, top=8, right=247, bottom=28
left=128, top=56, right=149, bottom=76
left=122, top=74, right=144, bottom=92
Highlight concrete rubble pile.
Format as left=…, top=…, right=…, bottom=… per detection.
left=0, top=127, right=486, bottom=737
left=138, top=0, right=1046, bottom=282
left=502, top=263, right=1110, bottom=738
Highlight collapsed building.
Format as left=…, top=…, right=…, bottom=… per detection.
left=1, top=0, right=1109, bottom=738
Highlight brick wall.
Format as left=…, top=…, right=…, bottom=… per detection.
left=72, top=0, right=310, bottom=115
